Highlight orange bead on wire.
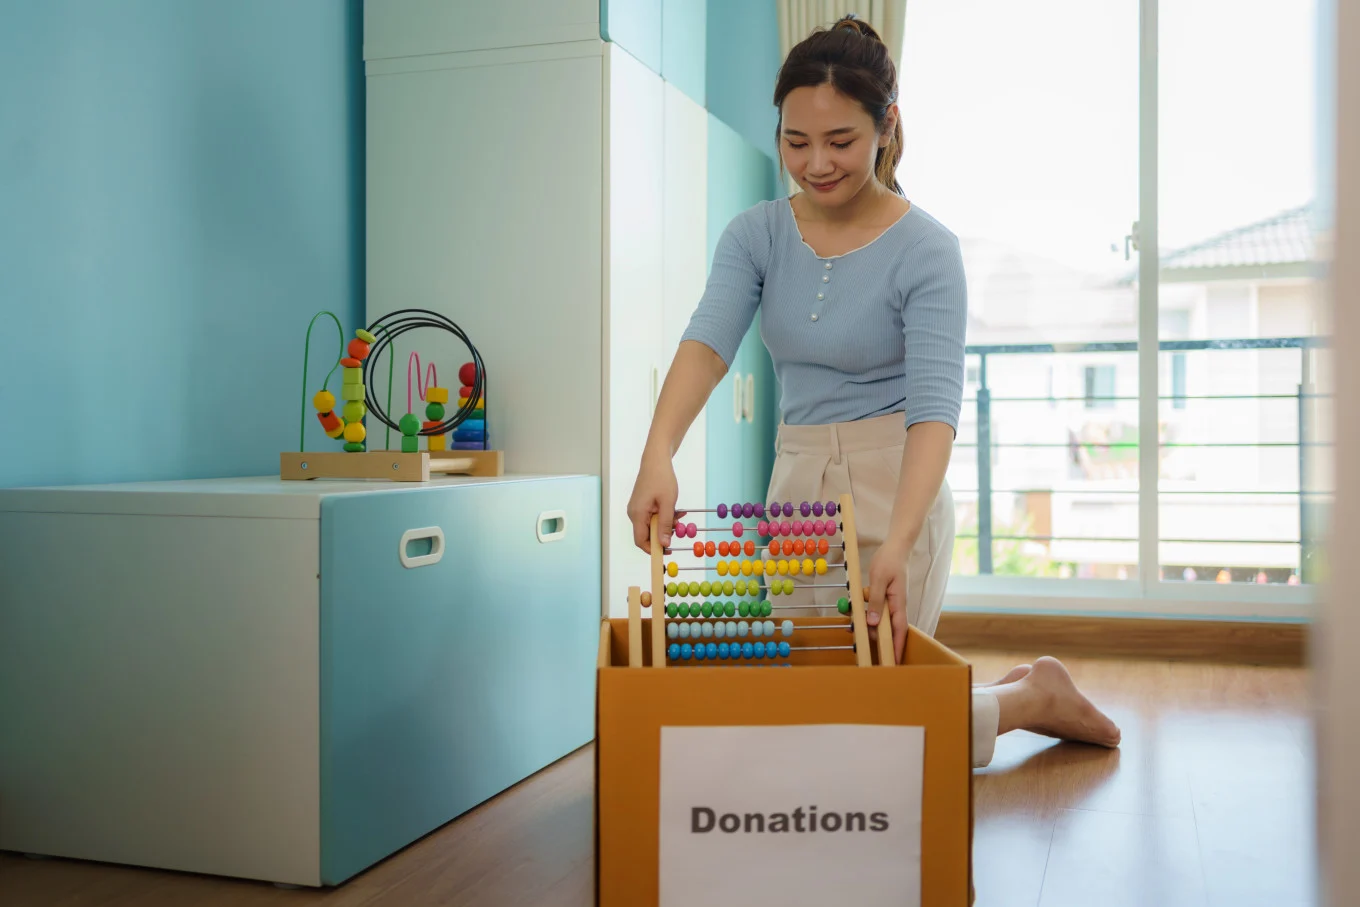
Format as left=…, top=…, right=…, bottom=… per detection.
left=705, top=541, right=716, bottom=557
left=693, top=541, right=704, bottom=557
left=744, top=539, right=756, bottom=556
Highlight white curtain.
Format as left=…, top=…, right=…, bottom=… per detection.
left=775, top=1, right=907, bottom=72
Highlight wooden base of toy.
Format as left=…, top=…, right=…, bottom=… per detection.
left=279, top=449, right=504, bottom=481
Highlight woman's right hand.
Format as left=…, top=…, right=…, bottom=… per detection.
left=627, top=449, right=681, bottom=553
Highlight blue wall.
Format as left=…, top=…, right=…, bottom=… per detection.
left=0, top=0, right=365, bottom=488
left=706, top=0, right=782, bottom=165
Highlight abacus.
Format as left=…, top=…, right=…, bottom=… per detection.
left=281, top=308, right=503, bottom=481
left=624, top=493, right=895, bottom=669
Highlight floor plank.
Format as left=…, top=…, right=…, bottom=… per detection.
left=1, top=652, right=1315, bottom=907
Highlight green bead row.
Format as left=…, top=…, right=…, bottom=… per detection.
left=665, top=600, right=774, bottom=619
left=664, top=579, right=761, bottom=598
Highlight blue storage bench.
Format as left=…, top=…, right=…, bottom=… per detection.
left=0, top=474, right=600, bottom=887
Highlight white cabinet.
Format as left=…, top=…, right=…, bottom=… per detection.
left=365, top=35, right=708, bottom=617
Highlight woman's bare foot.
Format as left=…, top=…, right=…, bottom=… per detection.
left=993, top=656, right=1121, bottom=747
left=983, top=664, right=1032, bottom=687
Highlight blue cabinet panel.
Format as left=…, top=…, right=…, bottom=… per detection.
left=318, top=476, right=600, bottom=884
left=662, top=0, right=705, bottom=105
left=601, top=0, right=662, bottom=74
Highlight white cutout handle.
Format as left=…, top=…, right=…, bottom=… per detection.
left=537, top=510, right=568, bottom=543
left=732, top=372, right=743, bottom=423
left=743, top=374, right=755, bottom=423
left=399, top=526, right=445, bottom=568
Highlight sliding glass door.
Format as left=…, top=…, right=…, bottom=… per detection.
left=897, top=0, right=1326, bottom=617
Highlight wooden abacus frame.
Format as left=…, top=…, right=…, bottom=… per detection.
left=625, top=491, right=896, bottom=668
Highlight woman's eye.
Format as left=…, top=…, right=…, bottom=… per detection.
left=786, top=141, right=807, bottom=149
left=832, top=141, right=852, bottom=150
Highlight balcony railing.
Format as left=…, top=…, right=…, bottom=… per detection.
left=959, top=336, right=1330, bottom=583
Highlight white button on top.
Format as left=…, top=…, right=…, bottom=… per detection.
left=810, top=313, right=818, bottom=321
left=817, top=292, right=824, bottom=300
left=822, top=275, right=829, bottom=283
left=825, top=262, right=833, bottom=270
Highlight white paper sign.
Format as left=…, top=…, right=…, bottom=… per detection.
left=658, top=723, right=924, bottom=907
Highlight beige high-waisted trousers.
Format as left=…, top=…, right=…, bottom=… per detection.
left=765, top=412, right=1000, bottom=768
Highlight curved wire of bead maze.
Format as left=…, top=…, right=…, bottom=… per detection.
left=625, top=492, right=895, bottom=669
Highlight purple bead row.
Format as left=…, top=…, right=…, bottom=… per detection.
left=714, top=500, right=838, bottom=519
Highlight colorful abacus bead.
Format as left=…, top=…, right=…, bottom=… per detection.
left=313, top=390, right=345, bottom=438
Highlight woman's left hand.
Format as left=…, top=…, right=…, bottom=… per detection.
left=864, top=539, right=909, bottom=664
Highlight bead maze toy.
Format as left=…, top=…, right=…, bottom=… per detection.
left=281, top=309, right=503, bottom=481
left=596, top=491, right=975, bottom=906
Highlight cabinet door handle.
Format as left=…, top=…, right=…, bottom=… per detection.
left=399, top=526, right=445, bottom=569
left=732, top=372, right=743, bottom=423
left=743, top=374, right=755, bottom=423
left=537, top=510, right=568, bottom=543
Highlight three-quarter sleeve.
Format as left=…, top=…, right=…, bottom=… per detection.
left=901, top=230, right=968, bottom=433
left=679, top=207, right=770, bottom=366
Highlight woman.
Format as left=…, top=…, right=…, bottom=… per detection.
left=627, top=16, right=1119, bottom=767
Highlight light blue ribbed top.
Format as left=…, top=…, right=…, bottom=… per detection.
left=681, top=197, right=968, bottom=431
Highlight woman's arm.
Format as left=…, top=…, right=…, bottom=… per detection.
left=886, top=420, right=955, bottom=553
left=627, top=340, right=729, bottom=551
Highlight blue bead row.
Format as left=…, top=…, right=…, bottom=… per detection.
left=667, top=640, right=793, bottom=662
left=666, top=619, right=794, bottom=641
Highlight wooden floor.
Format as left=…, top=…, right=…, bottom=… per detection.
left=2, top=651, right=1316, bottom=907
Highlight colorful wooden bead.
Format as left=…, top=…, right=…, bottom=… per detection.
left=742, top=503, right=755, bottom=518
left=680, top=644, right=693, bottom=660
left=818, top=538, right=830, bottom=555
left=453, top=428, right=484, bottom=442
left=667, top=622, right=679, bottom=639
left=715, top=561, right=728, bottom=576
left=422, top=386, right=448, bottom=405
left=825, top=501, right=838, bottom=516
left=317, top=409, right=343, bottom=434
left=355, top=328, right=377, bottom=343
left=399, top=413, right=420, bottom=435
left=718, top=541, right=730, bottom=556
left=740, top=560, right=754, bottom=576
left=705, top=541, right=716, bottom=556
left=732, top=522, right=744, bottom=537
left=343, top=421, right=366, bottom=443
left=343, top=401, right=366, bottom=423
left=721, top=580, right=734, bottom=596
left=428, top=433, right=446, bottom=451
left=640, top=591, right=652, bottom=608
left=401, top=436, right=420, bottom=453
left=800, top=501, right=811, bottom=517
left=813, top=501, right=825, bottom=516
left=743, top=540, right=755, bottom=556
left=802, top=520, right=815, bottom=535
left=313, top=390, right=336, bottom=412
left=344, top=441, right=365, bottom=452
left=340, top=357, right=362, bottom=368
left=347, top=338, right=370, bottom=360
left=688, top=581, right=700, bottom=596
left=764, top=560, right=777, bottom=576
left=699, top=581, right=712, bottom=596
left=667, top=561, right=678, bottom=577
left=779, top=641, right=791, bottom=657
left=782, top=620, right=794, bottom=637
left=816, top=558, right=828, bottom=575
left=769, top=501, right=780, bottom=516
left=666, top=603, right=678, bottom=617
left=758, top=520, right=770, bottom=536
left=342, top=383, right=365, bottom=401
left=791, top=521, right=803, bottom=537
left=666, top=582, right=678, bottom=596
left=459, top=362, right=477, bottom=386
left=343, top=367, right=363, bottom=383
left=676, top=603, right=688, bottom=617
left=837, top=596, right=851, bottom=614
left=425, top=402, right=446, bottom=422
left=780, top=521, right=792, bottom=535
left=668, top=644, right=680, bottom=661
left=802, top=559, right=814, bottom=576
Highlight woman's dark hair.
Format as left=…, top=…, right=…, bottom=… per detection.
left=773, top=15, right=903, bottom=195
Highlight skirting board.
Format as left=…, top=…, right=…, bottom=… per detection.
left=935, top=612, right=1308, bottom=666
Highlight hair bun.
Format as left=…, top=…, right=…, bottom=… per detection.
left=833, top=14, right=885, bottom=44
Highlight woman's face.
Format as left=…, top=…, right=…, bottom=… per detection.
left=779, top=82, right=893, bottom=208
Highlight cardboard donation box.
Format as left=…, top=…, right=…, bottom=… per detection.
left=593, top=494, right=974, bottom=905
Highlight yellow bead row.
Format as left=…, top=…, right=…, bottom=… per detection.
left=664, top=558, right=830, bottom=578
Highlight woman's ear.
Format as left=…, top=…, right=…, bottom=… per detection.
left=879, top=104, right=900, bottom=147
